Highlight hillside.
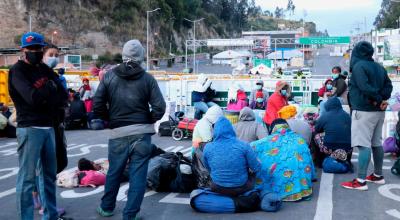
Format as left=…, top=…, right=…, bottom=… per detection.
left=0, top=0, right=321, bottom=57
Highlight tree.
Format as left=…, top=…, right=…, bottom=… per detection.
left=374, top=0, right=400, bottom=29
left=286, top=0, right=295, bottom=16
left=274, top=7, right=285, bottom=18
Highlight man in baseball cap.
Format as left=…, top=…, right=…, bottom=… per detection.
left=9, top=32, right=68, bottom=219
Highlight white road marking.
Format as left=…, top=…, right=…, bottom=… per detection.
left=67, top=144, right=108, bottom=157
left=386, top=209, right=400, bottom=219
left=159, top=193, right=190, bottom=205
left=60, top=186, right=105, bottom=198
left=164, top=146, right=176, bottom=151
left=0, top=188, right=16, bottom=199
left=0, top=167, right=19, bottom=180
left=314, top=173, right=334, bottom=220
left=378, top=184, right=400, bottom=202
left=0, top=142, right=17, bottom=149
left=170, top=146, right=184, bottom=152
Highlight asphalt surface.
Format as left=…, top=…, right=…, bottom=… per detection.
left=0, top=129, right=399, bottom=220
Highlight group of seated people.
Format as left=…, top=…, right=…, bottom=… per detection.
left=189, top=74, right=353, bottom=211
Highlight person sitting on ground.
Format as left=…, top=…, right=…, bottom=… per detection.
left=318, top=78, right=334, bottom=99
left=251, top=119, right=315, bottom=202
left=314, top=97, right=352, bottom=166
left=203, top=117, right=261, bottom=197
left=227, top=83, right=248, bottom=111
left=263, top=81, right=291, bottom=129
left=66, top=92, right=88, bottom=129
left=249, top=80, right=269, bottom=110
left=278, top=105, right=312, bottom=145
left=192, top=74, right=217, bottom=119
left=234, top=107, right=267, bottom=143
left=192, top=105, right=224, bottom=149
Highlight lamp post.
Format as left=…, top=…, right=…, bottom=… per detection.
left=184, top=18, right=204, bottom=74
left=51, top=31, right=58, bottom=44
left=147, top=8, right=161, bottom=71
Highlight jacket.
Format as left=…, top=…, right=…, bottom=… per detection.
left=332, top=77, right=347, bottom=98
left=192, top=75, right=213, bottom=103
left=249, top=89, right=269, bottom=109
left=8, top=60, right=68, bottom=127
left=234, top=107, right=267, bottom=142
left=263, top=81, right=290, bottom=125
left=93, top=62, right=166, bottom=129
left=192, top=105, right=223, bottom=147
left=349, top=41, right=393, bottom=111
left=318, top=79, right=333, bottom=97
left=203, top=117, right=261, bottom=187
left=315, top=97, right=351, bottom=149
left=69, top=99, right=87, bottom=120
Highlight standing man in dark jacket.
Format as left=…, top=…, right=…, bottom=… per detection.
left=94, top=39, right=166, bottom=219
left=341, top=41, right=393, bottom=191
left=9, top=32, right=68, bottom=220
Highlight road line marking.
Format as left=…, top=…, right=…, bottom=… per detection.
left=0, top=167, right=19, bottom=180
left=0, top=188, right=16, bottom=199
left=0, top=142, right=17, bottom=149
left=179, top=148, right=191, bottom=153
left=164, top=146, right=176, bottom=151
left=387, top=209, right=400, bottom=219
left=314, top=172, right=333, bottom=220
left=159, top=193, right=190, bottom=205
left=170, top=146, right=184, bottom=152
left=184, top=152, right=192, bottom=157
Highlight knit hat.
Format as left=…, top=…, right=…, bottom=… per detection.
left=122, top=39, right=145, bottom=63
left=278, top=105, right=297, bottom=120
left=256, top=91, right=264, bottom=99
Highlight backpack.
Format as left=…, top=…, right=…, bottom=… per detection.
left=190, top=189, right=260, bottom=213
left=192, top=143, right=212, bottom=188
left=147, top=152, right=196, bottom=193
left=391, top=158, right=400, bottom=176
left=383, top=137, right=399, bottom=153
left=78, top=170, right=106, bottom=187
left=158, top=116, right=177, bottom=136
left=56, top=170, right=79, bottom=188
left=322, top=157, right=349, bottom=174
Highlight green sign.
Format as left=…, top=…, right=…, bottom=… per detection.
left=253, top=59, right=272, bottom=68
left=299, top=37, right=350, bottom=45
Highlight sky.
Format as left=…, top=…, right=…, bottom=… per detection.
left=255, top=0, right=382, bottom=36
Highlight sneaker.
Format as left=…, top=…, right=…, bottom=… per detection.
left=366, top=173, right=385, bottom=184
left=341, top=179, right=368, bottom=191
left=97, top=206, right=114, bottom=217
left=39, top=207, right=65, bottom=216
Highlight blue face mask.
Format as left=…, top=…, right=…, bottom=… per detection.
left=46, top=57, right=59, bottom=69
left=256, top=98, right=264, bottom=103
left=326, top=84, right=333, bottom=90
left=281, top=90, right=287, bottom=96
left=332, top=74, right=339, bottom=79
left=256, top=85, right=263, bottom=90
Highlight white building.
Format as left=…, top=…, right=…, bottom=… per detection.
left=371, top=28, right=400, bottom=65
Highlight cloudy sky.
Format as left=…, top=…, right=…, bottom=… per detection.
left=255, top=0, right=382, bottom=36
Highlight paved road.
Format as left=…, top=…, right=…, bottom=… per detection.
left=0, top=130, right=399, bottom=220
left=312, top=46, right=349, bottom=77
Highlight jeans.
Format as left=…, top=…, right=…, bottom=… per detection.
left=194, top=101, right=216, bottom=119
left=16, top=127, right=57, bottom=220
left=101, top=134, right=154, bottom=220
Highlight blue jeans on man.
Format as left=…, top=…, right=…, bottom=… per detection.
left=100, top=134, right=154, bottom=220
left=194, top=101, right=216, bottom=119
left=16, top=127, right=58, bottom=220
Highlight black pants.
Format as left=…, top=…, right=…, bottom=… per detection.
left=211, top=174, right=255, bottom=197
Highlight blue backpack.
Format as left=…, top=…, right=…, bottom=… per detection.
left=190, top=189, right=260, bottom=213
left=322, top=157, right=349, bottom=173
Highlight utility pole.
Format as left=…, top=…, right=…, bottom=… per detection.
left=184, top=18, right=205, bottom=74
left=146, top=8, right=161, bottom=71
left=29, top=15, right=32, bottom=32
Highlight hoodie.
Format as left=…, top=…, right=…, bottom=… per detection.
left=203, top=117, right=261, bottom=187
left=234, top=107, right=267, bottom=142
left=349, top=41, right=393, bottom=111
left=192, top=105, right=223, bottom=147
left=318, top=79, right=333, bottom=97
left=93, top=40, right=166, bottom=131
left=315, top=97, right=351, bottom=149
left=263, top=81, right=290, bottom=125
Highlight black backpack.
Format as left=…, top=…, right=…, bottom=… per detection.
left=158, top=116, right=178, bottom=136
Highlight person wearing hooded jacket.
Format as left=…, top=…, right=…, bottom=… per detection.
left=234, top=107, right=267, bottom=143
left=263, top=81, right=291, bottom=128
left=203, top=117, right=261, bottom=196
left=94, top=39, right=166, bottom=219
left=192, top=105, right=224, bottom=148
left=192, top=74, right=217, bottom=119
left=314, top=97, right=352, bottom=164
left=341, top=41, right=393, bottom=191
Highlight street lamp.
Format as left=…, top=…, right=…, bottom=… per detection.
left=184, top=18, right=205, bottom=74
left=51, top=31, right=58, bottom=44
left=147, top=8, right=161, bottom=71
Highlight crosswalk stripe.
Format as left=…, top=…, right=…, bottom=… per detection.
left=164, top=146, right=176, bottom=151
left=0, top=188, right=16, bottom=199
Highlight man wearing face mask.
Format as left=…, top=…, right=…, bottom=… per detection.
left=8, top=32, right=68, bottom=220
left=249, top=80, right=269, bottom=110
left=331, top=66, right=348, bottom=103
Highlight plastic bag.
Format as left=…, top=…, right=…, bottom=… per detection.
left=192, top=143, right=212, bottom=188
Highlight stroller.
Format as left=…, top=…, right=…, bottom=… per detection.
left=171, top=112, right=198, bottom=141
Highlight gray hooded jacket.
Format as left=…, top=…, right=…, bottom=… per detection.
left=233, top=107, right=267, bottom=143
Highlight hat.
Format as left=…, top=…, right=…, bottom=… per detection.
left=82, top=77, right=89, bottom=83
left=278, top=105, right=297, bottom=120
left=256, top=91, right=264, bottom=99
left=122, top=39, right=145, bottom=63
left=20, top=32, right=47, bottom=48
